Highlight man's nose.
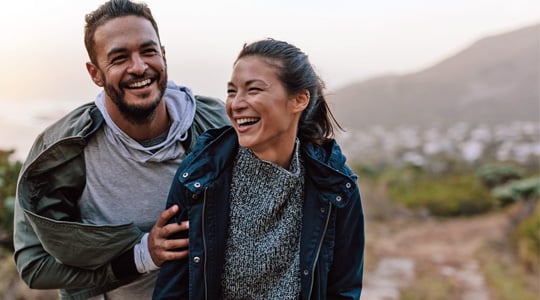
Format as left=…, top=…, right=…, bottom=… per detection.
left=128, top=54, right=148, bottom=74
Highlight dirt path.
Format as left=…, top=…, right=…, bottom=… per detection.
left=362, top=212, right=510, bottom=300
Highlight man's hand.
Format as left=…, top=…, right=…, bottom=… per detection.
left=148, top=205, right=189, bottom=266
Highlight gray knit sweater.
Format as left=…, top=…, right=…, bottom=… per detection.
left=221, top=142, right=304, bottom=299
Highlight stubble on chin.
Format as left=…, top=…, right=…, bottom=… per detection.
left=105, top=77, right=168, bottom=125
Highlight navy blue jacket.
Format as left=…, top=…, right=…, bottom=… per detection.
left=154, top=126, right=364, bottom=299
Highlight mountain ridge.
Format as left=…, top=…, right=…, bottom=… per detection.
left=331, top=23, right=540, bottom=130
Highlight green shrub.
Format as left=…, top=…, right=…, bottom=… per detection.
left=388, top=173, right=495, bottom=217
left=492, top=176, right=540, bottom=206
left=478, top=241, right=539, bottom=300
left=0, top=150, right=21, bottom=251
left=476, top=163, right=524, bottom=189
left=353, top=164, right=383, bottom=179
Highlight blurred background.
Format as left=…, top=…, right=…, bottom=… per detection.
left=0, top=0, right=538, bottom=299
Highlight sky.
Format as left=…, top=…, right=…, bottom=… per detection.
left=0, top=0, right=538, bottom=104
left=0, top=0, right=538, bottom=159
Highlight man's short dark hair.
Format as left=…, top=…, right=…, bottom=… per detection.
left=84, top=0, right=161, bottom=64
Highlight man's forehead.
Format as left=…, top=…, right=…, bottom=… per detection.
left=93, top=15, right=159, bottom=46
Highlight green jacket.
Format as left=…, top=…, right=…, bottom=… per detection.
left=13, top=95, right=229, bottom=299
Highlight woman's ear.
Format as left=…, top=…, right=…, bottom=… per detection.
left=292, top=90, right=310, bottom=113
left=86, top=62, right=104, bottom=87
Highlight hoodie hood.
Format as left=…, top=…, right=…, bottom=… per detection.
left=94, top=81, right=196, bottom=162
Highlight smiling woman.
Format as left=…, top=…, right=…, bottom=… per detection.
left=154, top=38, right=365, bottom=300
left=226, top=55, right=308, bottom=168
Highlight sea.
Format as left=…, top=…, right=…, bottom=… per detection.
left=0, top=100, right=83, bottom=161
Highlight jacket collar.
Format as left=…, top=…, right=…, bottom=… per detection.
left=301, top=140, right=358, bottom=207
left=179, top=126, right=357, bottom=207
left=178, top=126, right=238, bottom=192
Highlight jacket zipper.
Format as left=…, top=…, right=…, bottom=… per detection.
left=202, top=188, right=208, bottom=300
left=307, top=203, right=332, bottom=299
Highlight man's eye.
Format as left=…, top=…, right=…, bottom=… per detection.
left=111, top=56, right=126, bottom=64
left=143, top=49, right=158, bottom=55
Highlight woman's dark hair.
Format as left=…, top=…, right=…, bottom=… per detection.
left=84, top=0, right=161, bottom=65
left=236, top=38, right=342, bottom=145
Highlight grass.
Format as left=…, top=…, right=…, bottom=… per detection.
left=512, top=200, right=540, bottom=272
left=383, top=166, right=496, bottom=217
left=477, top=241, right=539, bottom=300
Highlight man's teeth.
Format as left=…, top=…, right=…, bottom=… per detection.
left=236, top=117, right=259, bottom=125
left=128, top=79, right=151, bottom=88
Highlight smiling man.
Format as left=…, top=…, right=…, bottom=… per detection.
left=12, top=0, right=228, bottom=299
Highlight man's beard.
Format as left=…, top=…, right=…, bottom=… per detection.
left=103, top=70, right=168, bottom=124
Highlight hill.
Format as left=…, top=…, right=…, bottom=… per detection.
left=331, top=24, right=540, bottom=130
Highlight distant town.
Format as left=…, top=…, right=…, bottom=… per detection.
left=338, top=121, right=540, bottom=170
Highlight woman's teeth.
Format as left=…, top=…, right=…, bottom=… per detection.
left=236, top=117, right=260, bottom=126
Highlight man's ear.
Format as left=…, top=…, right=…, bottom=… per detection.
left=161, top=46, right=167, bottom=65
left=292, top=90, right=310, bottom=113
left=86, top=62, right=103, bottom=87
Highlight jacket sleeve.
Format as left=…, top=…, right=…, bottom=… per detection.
left=13, top=129, right=141, bottom=290
left=327, top=181, right=365, bottom=299
left=153, top=171, right=189, bottom=299
left=13, top=198, right=121, bottom=289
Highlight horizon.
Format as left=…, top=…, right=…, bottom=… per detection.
left=0, top=0, right=539, bottom=160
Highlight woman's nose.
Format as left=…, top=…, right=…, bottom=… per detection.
left=229, top=93, right=248, bottom=111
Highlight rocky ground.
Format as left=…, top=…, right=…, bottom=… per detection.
left=362, top=212, right=509, bottom=300
left=2, top=200, right=537, bottom=300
